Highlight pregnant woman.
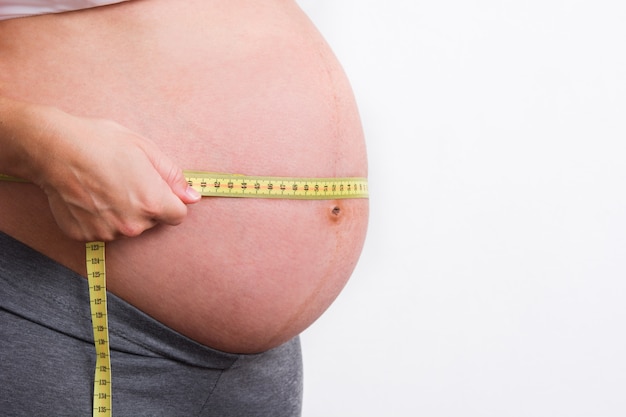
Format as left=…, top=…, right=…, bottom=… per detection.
left=0, top=0, right=368, bottom=415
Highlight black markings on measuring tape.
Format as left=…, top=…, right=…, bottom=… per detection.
left=184, top=172, right=368, bottom=200
left=86, top=241, right=111, bottom=417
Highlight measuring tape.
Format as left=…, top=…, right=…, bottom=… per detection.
left=0, top=171, right=369, bottom=199
left=1, top=170, right=368, bottom=416
left=86, top=241, right=111, bottom=416
left=184, top=171, right=368, bottom=199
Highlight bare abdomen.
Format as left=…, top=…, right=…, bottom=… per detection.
left=0, top=0, right=368, bottom=353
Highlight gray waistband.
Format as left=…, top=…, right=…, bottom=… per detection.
left=0, top=232, right=238, bottom=369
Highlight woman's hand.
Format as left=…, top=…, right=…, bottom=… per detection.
left=12, top=104, right=201, bottom=241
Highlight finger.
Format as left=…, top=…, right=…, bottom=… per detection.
left=153, top=189, right=189, bottom=226
left=168, top=167, right=201, bottom=204
left=147, top=147, right=201, bottom=204
left=115, top=216, right=161, bottom=238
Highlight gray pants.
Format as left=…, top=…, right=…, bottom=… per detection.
left=0, top=232, right=302, bottom=416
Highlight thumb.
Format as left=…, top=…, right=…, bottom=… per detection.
left=146, top=145, right=201, bottom=204
left=165, top=166, right=202, bottom=204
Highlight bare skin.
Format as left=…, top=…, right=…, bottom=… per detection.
left=0, top=0, right=368, bottom=353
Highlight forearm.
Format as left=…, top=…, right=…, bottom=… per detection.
left=0, top=96, right=61, bottom=183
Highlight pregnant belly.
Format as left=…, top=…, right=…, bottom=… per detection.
left=0, top=0, right=368, bottom=353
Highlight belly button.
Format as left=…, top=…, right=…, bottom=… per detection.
left=329, top=204, right=342, bottom=222
left=326, top=200, right=346, bottom=223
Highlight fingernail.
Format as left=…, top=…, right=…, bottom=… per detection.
left=186, top=185, right=201, bottom=200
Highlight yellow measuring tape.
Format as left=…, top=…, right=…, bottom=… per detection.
left=85, top=241, right=111, bottom=416
left=184, top=171, right=368, bottom=199
left=1, top=170, right=368, bottom=416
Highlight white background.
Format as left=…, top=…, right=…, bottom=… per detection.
left=297, top=1, right=626, bottom=416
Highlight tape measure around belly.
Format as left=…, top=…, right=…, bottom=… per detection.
left=0, top=171, right=369, bottom=199
left=183, top=171, right=368, bottom=199
left=1, top=171, right=368, bottom=416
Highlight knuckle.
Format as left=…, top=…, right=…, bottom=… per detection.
left=118, top=221, right=146, bottom=238
left=142, top=200, right=163, bottom=220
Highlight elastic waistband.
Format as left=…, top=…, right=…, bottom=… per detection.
left=0, top=232, right=238, bottom=369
